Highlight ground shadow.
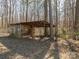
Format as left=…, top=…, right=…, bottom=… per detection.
left=0, top=37, right=54, bottom=59
left=53, top=41, right=60, bottom=59
left=46, top=40, right=60, bottom=59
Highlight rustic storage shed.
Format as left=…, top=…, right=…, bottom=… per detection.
left=9, top=21, right=50, bottom=38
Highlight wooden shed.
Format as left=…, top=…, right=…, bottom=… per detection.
left=9, top=21, right=50, bottom=38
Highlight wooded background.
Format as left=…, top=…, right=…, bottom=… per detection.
left=0, top=0, right=79, bottom=39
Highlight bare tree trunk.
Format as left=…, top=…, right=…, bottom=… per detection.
left=44, top=0, right=48, bottom=36
left=26, top=0, right=28, bottom=22
left=54, top=0, right=58, bottom=40
left=1, top=14, right=4, bottom=28
left=74, top=0, right=79, bottom=40
left=48, top=0, right=54, bottom=39
left=5, top=0, right=8, bottom=32
left=9, top=0, right=11, bottom=24
left=37, top=0, right=39, bottom=21
left=34, top=0, right=36, bottom=21
left=11, top=0, right=15, bottom=34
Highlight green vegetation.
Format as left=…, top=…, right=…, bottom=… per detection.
left=74, top=32, right=79, bottom=35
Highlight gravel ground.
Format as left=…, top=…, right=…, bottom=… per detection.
left=0, top=37, right=79, bottom=59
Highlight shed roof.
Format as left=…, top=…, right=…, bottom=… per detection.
left=10, top=21, right=50, bottom=27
